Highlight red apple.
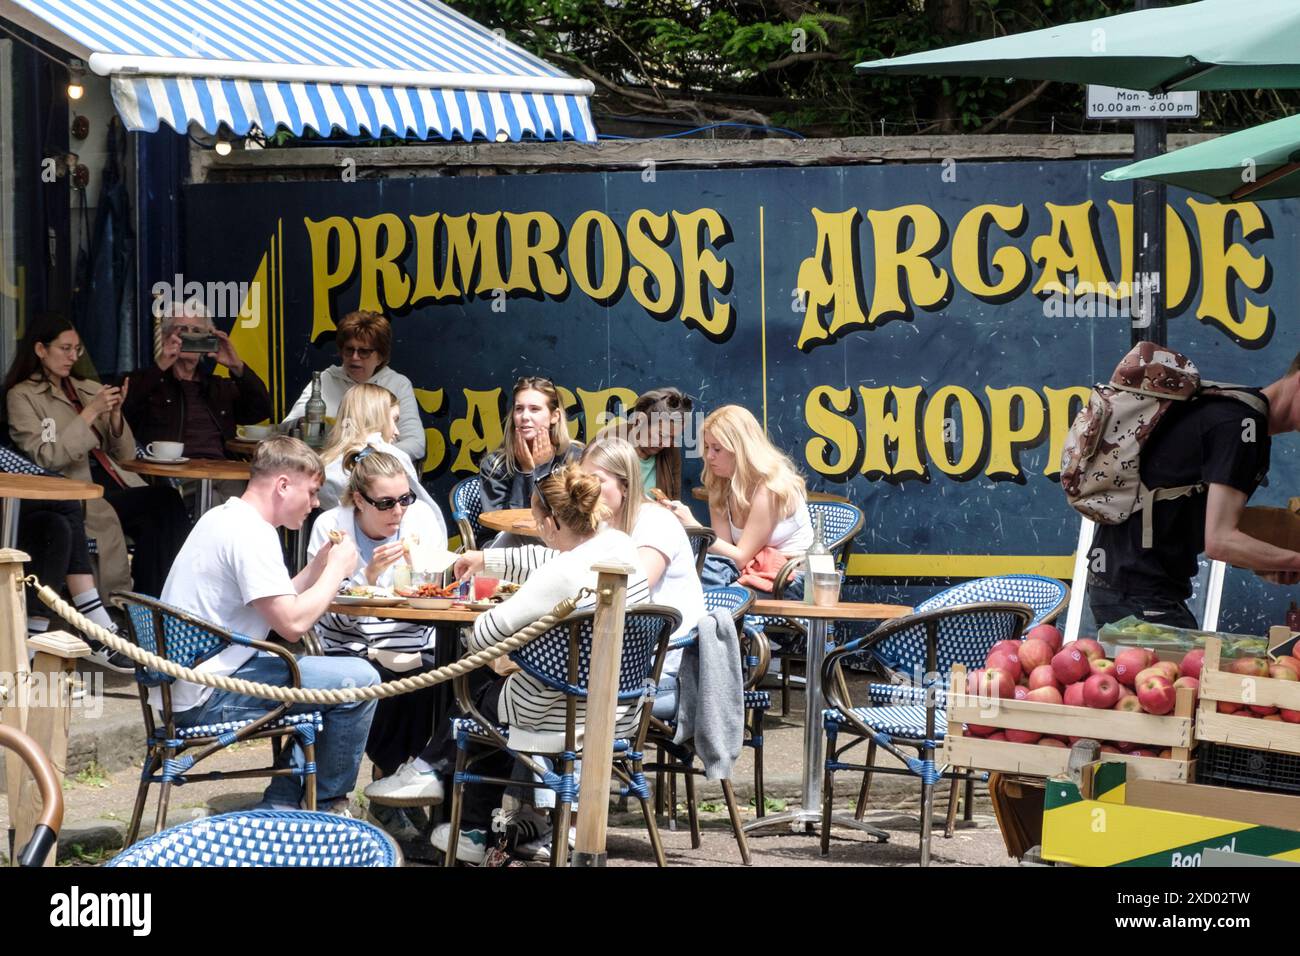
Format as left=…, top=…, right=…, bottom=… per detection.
left=1262, top=714, right=1284, bottom=722
left=987, top=731, right=1008, bottom=741
left=1153, top=661, right=1180, bottom=683
left=989, top=640, right=1023, bottom=661
left=1137, top=675, right=1176, bottom=715
left=1091, top=658, right=1118, bottom=677
left=1005, top=728, right=1041, bottom=744
left=1028, top=665, right=1061, bottom=692
left=1013, top=685, right=1030, bottom=701
left=1281, top=709, right=1300, bottom=724
left=1158, top=749, right=1173, bottom=759
left=1249, top=704, right=1278, bottom=717
left=1026, top=686, right=1063, bottom=706
left=1099, top=745, right=1120, bottom=754
left=1217, top=700, right=1243, bottom=715
left=1026, top=624, right=1063, bottom=653
left=986, top=651, right=1022, bottom=683
left=1063, top=682, right=1086, bottom=708
left=1275, top=656, right=1300, bottom=679
left=1114, top=696, right=1143, bottom=713
left=1130, top=749, right=1157, bottom=758
left=1052, top=647, right=1090, bottom=685
left=965, top=723, right=995, bottom=736
left=1229, top=657, right=1269, bottom=678
left=1118, top=684, right=1136, bottom=699
left=1074, top=638, right=1106, bottom=663
left=1269, top=664, right=1299, bottom=682
left=1083, top=673, right=1121, bottom=709
left=1113, top=647, right=1150, bottom=686
left=1018, top=638, right=1054, bottom=674
left=1173, top=676, right=1199, bottom=700
left=1038, top=737, right=1067, bottom=748
left=1180, top=649, right=1205, bottom=680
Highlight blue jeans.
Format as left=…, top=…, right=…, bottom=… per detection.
left=176, top=652, right=380, bottom=806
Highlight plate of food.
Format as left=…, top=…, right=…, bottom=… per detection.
left=396, top=580, right=458, bottom=610
left=335, top=585, right=404, bottom=606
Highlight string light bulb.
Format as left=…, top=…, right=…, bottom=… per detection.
left=67, top=59, right=85, bottom=100
left=214, top=129, right=233, bottom=156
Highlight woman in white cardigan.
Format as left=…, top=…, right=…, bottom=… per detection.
left=283, top=310, right=426, bottom=464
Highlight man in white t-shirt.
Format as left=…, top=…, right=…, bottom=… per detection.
left=158, top=436, right=378, bottom=811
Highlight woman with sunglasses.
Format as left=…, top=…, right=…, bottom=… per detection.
left=283, top=310, right=426, bottom=464
left=308, top=445, right=447, bottom=838
left=478, top=376, right=584, bottom=546
left=4, top=314, right=190, bottom=612
left=317, top=384, right=444, bottom=538
left=626, top=387, right=693, bottom=502
left=367, top=463, right=653, bottom=863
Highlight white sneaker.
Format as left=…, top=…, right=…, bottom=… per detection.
left=431, top=823, right=488, bottom=864
left=511, top=806, right=575, bottom=861
left=85, top=639, right=134, bottom=674
left=364, top=760, right=445, bottom=807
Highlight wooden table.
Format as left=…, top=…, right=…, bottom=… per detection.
left=479, top=508, right=539, bottom=538
left=0, top=474, right=103, bottom=550
left=119, top=457, right=251, bottom=515
left=745, top=598, right=913, bottom=839
left=225, top=438, right=260, bottom=459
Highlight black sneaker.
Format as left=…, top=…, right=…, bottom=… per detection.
left=85, top=639, right=135, bottom=674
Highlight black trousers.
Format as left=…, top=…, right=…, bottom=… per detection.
left=100, top=482, right=190, bottom=597
left=18, top=499, right=93, bottom=618
left=366, top=657, right=442, bottom=778
left=1087, top=579, right=1198, bottom=630
left=419, top=668, right=512, bottom=829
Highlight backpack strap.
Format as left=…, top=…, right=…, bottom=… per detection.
left=1138, top=482, right=1206, bottom=549
left=1199, top=382, right=1269, bottom=417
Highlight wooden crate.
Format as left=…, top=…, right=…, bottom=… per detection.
left=943, top=664, right=1196, bottom=783
left=1196, top=635, right=1300, bottom=757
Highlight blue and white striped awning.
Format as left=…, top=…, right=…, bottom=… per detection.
left=2, top=0, right=596, bottom=142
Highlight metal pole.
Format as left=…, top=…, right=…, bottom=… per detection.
left=1132, top=0, right=1167, bottom=347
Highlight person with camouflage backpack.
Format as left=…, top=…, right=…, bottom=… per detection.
left=1061, top=342, right=1300, bottom=628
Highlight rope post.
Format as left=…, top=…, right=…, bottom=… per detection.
left=0, top=548, right=32, bottom=864
left=14, top=631, right=88, bottom=866
left=571, top=560, right=633, bottom=868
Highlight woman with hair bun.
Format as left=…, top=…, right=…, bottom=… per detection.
left=365, top=463, right=652, bottom=863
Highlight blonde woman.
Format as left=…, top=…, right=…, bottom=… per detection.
left=318, top=384, right=443, bottom=538
left=309, top=446, right=446, bottom=838
left=667, top=405, right=811, bottom=591
left=478, top=376, right=584, bottom=544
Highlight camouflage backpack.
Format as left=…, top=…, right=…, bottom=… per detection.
left=1060, top=342, right=1267, bottom=548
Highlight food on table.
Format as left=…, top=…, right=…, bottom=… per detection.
left=395, top=581, right=458, bottom=599
left=327, top=529, right=345, bottom=544
left=341, top=584, right=396, bottom=599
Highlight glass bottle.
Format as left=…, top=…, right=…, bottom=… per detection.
left=304, top=371, right=326, bottom=447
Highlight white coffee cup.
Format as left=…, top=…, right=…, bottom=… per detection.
left=237, top=424, right=273, bottom=440
left=146, top=441, right=185, bottom=461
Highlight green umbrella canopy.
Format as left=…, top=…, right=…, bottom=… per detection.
left=856, top=0, right=1300, bottom=92
left=1104, top=112, right=1300, bottom=200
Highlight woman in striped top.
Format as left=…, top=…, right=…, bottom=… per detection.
left=308, top=446, right=445, bottom=780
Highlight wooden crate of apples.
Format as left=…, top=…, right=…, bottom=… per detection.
left=943, top=624, right=1196, bottom=783
left=1195, top=633, right=1300, bottom=755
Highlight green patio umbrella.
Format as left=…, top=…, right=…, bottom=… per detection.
left=1104, top=113, right=1300, bottom=200
left=855, top=0, right=1300, bottom=92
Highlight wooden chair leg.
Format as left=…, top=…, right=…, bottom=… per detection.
left=683, top=769, right=701, bottom=849
left=819, top=758, right=835, bottom=857
left=654, top=745, right=665, bottom=819
left=636, top=792, right=667, bottom=867
left=719, top=779, right=750, bottom=865
left=302, top=739, right=317, bottom=812
left=127, top=752, right=159, bottom=847
left=444, top=747, right=468, bottom=868
left=751, top=708, right=766, bottom=818
left=153, top=778, right=173, bottom=837
left=668, top=764, right=678, bottom=831
left=964, top=774, right=975, bottom=821
left=854, top=740, right=877, bottom=821
left=554, top=799, right=573, bottom=868
left=780, top=657, right=790, bottom=716
left=919, top=774, right=935, bottom=868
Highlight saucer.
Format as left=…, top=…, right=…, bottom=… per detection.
left=140, top=455, right=191, bottom=465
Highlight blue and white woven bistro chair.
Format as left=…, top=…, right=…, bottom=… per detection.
left=106, top=810, right=400, bottom=867
left=819, top=600, right=1035, bottom=866
left=449, top=476, right=486, bottom=551
left=752, top=499, right=864, bottom=715
left=112, top=591, right=325, bottom=847
left=445, top=604, right=680, bottom=867
left=643, top=585, right=757, bottom=863
left=684, top=526, right=717, bottom=577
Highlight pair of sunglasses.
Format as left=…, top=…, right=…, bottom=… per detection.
left=359, top=490, right=417, bottom=511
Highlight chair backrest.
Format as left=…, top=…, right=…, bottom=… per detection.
left=0, top=445, right=57, bottom=477
left=509, top=605, right=680, bottom=701
left=685, top=526, right=717, bottom=576
left=449, top=476, right=485, bottom=550
left=808, top=499, right=864, bottom=566
left=106, top=810, right=399, bottom=867
left=871, top=601, right=1036, bottom=681
left=914, top=574, right=1069, bottom=627
left=113, top=591, right=239, bottom=688
left=702, top=585, right=754, bottom=624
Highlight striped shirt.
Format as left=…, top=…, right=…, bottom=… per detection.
left=471, top=528, right=652, bottom=736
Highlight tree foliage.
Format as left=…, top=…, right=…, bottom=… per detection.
left=449, top=0, right=1300, bottom=137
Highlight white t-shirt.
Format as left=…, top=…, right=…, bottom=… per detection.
left=153, top=497, right=296, bottom=713
left=633, top=504, right=706, bottom=670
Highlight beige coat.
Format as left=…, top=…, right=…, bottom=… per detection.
left=6, top=375, right=145, bottom=597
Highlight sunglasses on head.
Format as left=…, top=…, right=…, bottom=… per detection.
left=636, top=391, right=693, bottom=414
left=360, top=490, right=416, bottom=511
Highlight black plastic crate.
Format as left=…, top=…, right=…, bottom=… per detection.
left=1197, top=741, right=1300, bottom=796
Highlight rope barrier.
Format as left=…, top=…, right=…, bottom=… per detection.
left=25, top=575, right=594, bottom=706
